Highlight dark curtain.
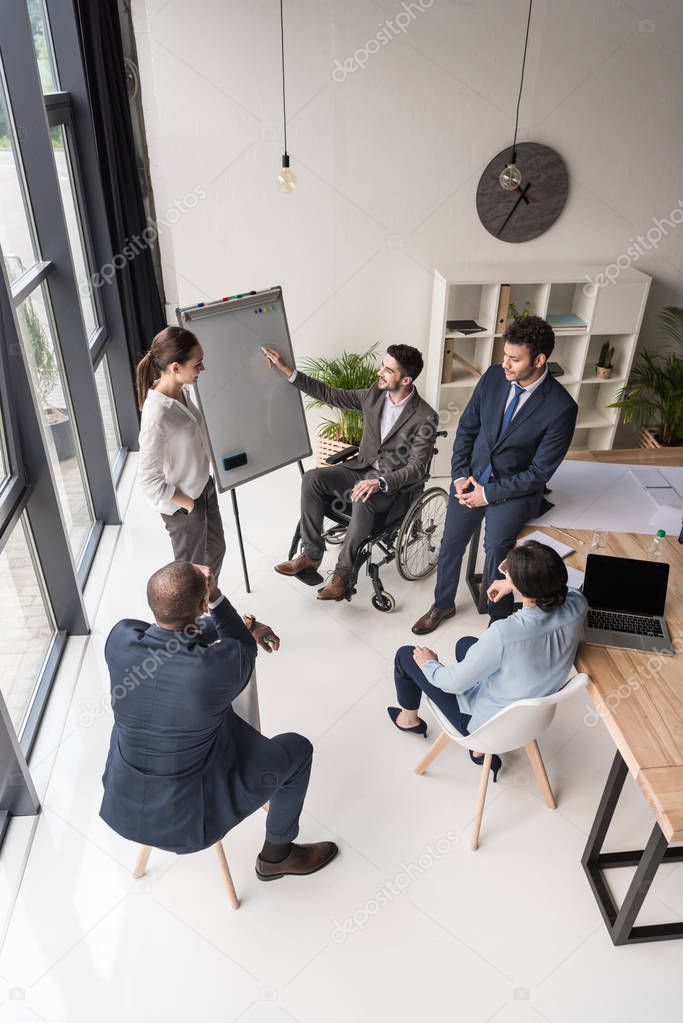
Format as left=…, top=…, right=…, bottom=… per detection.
left=75, top=0, right=165, bottom=384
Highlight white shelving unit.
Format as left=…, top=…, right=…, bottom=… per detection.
left=424, top=265, right=651, bottom=478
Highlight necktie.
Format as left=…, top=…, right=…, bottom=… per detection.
left=479, top=383, right=526, bottom=485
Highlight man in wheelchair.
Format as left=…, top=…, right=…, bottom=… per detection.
left=263, top=344, right=438, bottom=601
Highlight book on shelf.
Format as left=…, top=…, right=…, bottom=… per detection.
left=547, top=313, right=586, bottom=331
left=548, top=361, right=564, bottom=377
left=445, top=319, right=486, bottom=335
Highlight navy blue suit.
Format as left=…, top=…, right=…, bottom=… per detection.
left=434, top=365, right=577, bottom=618
left=100, top=597, right=312, bottom=854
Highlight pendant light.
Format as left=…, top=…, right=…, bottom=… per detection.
left=277, top=0, right=297, bottom=193
left=499, top=0, right=533, bottom=191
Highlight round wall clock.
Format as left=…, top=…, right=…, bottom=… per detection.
left=476, top=142, right=568, bottom=243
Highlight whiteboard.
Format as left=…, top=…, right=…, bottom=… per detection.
left=176, top=287, right=311, bottom=491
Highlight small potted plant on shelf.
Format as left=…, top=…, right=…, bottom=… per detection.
left=299, top=344, right=380, bottom=466
left=509, top=300, right=532, bottom=322
left=595, top=341, right=614, bottom=379
left=609, top=306, right=683, bottom=448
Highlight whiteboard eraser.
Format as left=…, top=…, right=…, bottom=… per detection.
left=222, top=452, right=248, bottom=471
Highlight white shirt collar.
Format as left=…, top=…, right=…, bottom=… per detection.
left=514, top=367, right=547, bottom=396
left=385, top=387, right=414, bottom=409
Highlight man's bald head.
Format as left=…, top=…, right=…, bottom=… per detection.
left=147, top=561, right=207, bottom=627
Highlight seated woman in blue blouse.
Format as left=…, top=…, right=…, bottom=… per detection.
left=388, top=540, right=587, bottom=781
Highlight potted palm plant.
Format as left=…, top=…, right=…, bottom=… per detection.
left=299, top=344, right=380, bottom=466
left=609, top=306, right=683, bottom=447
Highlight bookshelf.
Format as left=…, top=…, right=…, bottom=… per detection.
left=425, top=265, right=651, bottom=478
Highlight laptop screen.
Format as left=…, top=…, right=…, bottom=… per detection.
left=583, top=554, right=669, bottom=616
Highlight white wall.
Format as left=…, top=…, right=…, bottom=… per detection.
left=131, top=0, right=683, bottom=444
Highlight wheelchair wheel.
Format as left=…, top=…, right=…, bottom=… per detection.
left=371, top=591, right=395, bottom=612
left=396, top=486, right=448, bottom=581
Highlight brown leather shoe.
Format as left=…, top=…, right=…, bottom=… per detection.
left=255, top=841, right=339, bottom=881
left=274, top=554, right=321, bottom=576
left=411, top=605, right=456, bottom=635
left=317, top=573, right=349, bottom=600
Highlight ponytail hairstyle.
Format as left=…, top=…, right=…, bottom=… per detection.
left=505, top=539, right=568, bottom=613
left=136, top=326, right=200, bottom=409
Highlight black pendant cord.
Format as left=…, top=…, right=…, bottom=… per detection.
left=279, top=0, right=288, bottom=159
left=511, top=0, right=533, bottom=165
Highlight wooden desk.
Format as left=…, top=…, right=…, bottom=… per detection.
left=522, top=525, right=683, bottom=945
left=566, top=447, right=683, bottom=466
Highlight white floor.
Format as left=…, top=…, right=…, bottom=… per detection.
left=1, top=455, right=681, bottom=1023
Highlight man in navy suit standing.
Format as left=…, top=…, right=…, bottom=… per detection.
left=412, top=316, right=577, bottom=634
left=100, top=561, right=338, bottom=880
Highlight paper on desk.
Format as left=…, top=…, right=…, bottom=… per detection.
left=629, top=467, right=668, bottom=489
left=648, top=503, right=683, bottom=537
left=566, top=566, right=585, bottom=590
left=519, top=529, right=574, bottom=558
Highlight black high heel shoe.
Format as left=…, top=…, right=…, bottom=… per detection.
left=387, top=707, right=428, bottom=737
left=469, top=750, right=502, bottom=783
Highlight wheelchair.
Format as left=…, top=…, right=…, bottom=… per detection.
left=287, top=432, right=449, bottom=612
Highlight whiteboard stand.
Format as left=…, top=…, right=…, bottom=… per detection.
left=229, top=458, right=306, bottom=594
left=230, top=488, right=251, bottom=593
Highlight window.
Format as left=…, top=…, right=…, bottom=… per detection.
left=0, top=515, right=55, bottom=735
left=16, top=284, right=94, bottom=561
left=0, top=71, right=39, bottom=283
left=95, top=356, right=122, bottom=468
left=26, top=0, right=58, bottom=93
left=50, top=124, right=99, bottom=338
left=0, top=402, right=8, bottom=485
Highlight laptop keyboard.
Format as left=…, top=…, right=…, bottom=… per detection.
left=587, top=609, right=664, bottom=637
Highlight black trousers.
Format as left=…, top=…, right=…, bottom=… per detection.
left=259, top=732, right=314, bottom=845
left=394, top=636, right=477, bottom=735
left=299, top=465, right=397, bottom=579
left=160, top=476, right=226, bottom=581
left=433, top=489, right=542, bottom=621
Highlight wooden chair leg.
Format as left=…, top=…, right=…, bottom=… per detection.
left=214, top=841, right=240, bottom=910
left=471, top=754, right=492, bottom=850
left=415, top=732, right=451, bottom=775
left=525, top=739, right=556, bottom=809
left=133, top=845, right=152, bottom=879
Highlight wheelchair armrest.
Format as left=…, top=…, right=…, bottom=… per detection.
left=325, top=445, right=360, bottom=465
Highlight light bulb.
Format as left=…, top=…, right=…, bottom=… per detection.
left=499, top=163, right=522, bottom=191
left=277, top=154, right=297, bottom=193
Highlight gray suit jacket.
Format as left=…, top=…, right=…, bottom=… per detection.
left=292, top=371, right=438, bottom=494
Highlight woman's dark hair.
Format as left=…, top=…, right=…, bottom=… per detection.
left=136, top=326, right=200, bottom=409
left=387, top=344, right=424, bottom=382
left=504, top=315, right=555, bottom=362
left=505, top=539, right=568, bottom=613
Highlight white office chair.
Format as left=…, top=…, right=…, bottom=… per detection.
left=415, top=673, right=591, bottom=850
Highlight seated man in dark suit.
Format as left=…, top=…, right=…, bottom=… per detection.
left=413, top=315, right=577, bottom=634
left=100, top=561, right=338, bottom=880
left=264, top=344, right=439, bottom=601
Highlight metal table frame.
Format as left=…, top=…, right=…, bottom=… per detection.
left=582, top=750, right=683, bottom=945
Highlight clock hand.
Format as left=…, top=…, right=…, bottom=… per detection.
left=489, top=175, right=532, bottom=203
left=496, top=182, right=532, bottom=237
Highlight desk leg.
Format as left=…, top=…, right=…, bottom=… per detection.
left=582, top=750, right=683, bottom=945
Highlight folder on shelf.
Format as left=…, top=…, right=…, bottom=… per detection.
left=495, top=284, right=511, bottom=335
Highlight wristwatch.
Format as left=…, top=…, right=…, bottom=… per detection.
left=244, top=614, right=256, bottom=631
left=378, top=477, right=388, bottom=493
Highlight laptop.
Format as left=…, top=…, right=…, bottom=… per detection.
left=583, top=553, right=674, bottom=656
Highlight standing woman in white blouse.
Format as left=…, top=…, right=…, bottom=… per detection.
left=136, top=326, right=226, bottom=580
